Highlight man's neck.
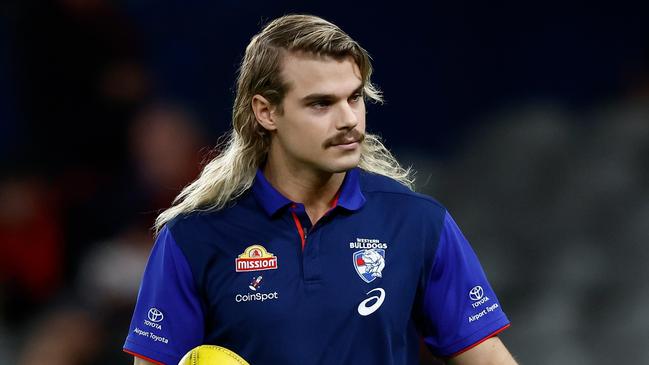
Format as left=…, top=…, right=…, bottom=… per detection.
left=263, top=158, right=345, bottom=225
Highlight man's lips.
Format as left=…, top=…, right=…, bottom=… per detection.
left=330, top=139, right=361, bottom=151
left=331, top=139, right=360, bottom=146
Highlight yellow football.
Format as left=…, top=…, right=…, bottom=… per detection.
left=178, top=345, right=249, bottom=365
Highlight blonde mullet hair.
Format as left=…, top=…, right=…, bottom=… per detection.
left=155, top=14, right=414, bottom=233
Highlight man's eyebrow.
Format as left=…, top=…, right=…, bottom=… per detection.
left=300, top=84, right=364, bottom=104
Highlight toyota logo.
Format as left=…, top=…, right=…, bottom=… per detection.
left=147, top=308, right=164, bottom=323
left=469, top=286, right=484, bottom=301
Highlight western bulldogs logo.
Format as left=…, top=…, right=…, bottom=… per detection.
left=353, top=249, right=385, bottom=283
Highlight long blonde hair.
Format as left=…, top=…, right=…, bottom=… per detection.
left=155, top=14, right=414, bottom=232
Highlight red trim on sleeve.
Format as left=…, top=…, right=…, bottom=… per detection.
left=290, top=211, right=306, bottom=250
left=450, top=323, right=511, bottom=358
left=123, top=349, right=166, bottom=365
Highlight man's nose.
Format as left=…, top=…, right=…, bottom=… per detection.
left=336, top=102, right=358, bottom=130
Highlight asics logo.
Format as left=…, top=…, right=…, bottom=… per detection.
left=357, top=288, right=385, bottom=316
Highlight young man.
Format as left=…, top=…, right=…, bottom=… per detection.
left=124, top=14, right=517, bottom=365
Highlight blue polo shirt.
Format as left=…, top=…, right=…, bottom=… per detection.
left=123, top=168, right=510, bottom=364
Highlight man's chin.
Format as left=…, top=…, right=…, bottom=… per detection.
left=326, top=158, right=360, bottom=174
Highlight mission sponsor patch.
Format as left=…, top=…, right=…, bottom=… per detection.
left=236, top=245, right=278, bottom=272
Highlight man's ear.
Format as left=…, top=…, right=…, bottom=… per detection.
left=252, top=94, right=278, bottom=131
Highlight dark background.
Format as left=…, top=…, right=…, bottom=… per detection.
left=1, top=1, right=648, bottom=364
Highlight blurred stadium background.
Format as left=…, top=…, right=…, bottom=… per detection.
left=1, top=1, right=649, bottom=364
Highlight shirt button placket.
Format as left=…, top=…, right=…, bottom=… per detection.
left=290, top=204, right=321, bottom=283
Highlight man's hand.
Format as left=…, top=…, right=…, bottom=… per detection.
left=448, top=337, right=518, bottom=365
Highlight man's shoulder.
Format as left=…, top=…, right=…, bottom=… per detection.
left=165, top=209, right=212, bottom=231
left=165, top=193, right=258, bottom=237
left=358, top=170, right=446, bottom=212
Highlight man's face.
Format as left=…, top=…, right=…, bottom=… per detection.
left=269, top=52, right=366, bottom=174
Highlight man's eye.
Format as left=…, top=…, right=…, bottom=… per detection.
left=350, top=93, right=363, bottom=102
left=310, top=101, right=330, bottom=109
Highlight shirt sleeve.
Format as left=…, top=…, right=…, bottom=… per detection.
left=123, top=226, right=204, bottom=365
left=421, top=212, right=510, bottom=357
